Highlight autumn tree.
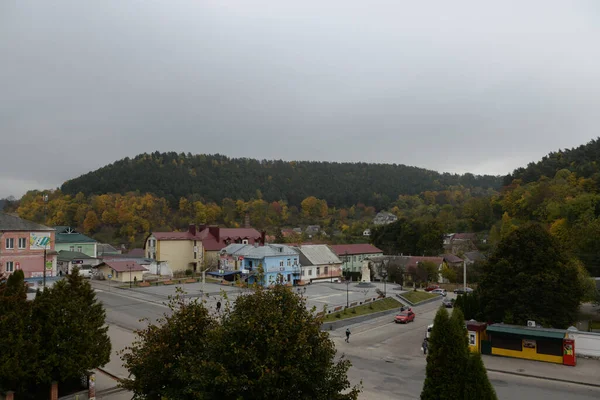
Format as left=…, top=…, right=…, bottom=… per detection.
left=121, top=285, right=361, bottom=400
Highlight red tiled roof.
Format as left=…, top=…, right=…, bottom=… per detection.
left=453, top=233, right=476, bottom=240
left=99, top=260, right=147, bottom=272
left=330, top=244, right=383, bottom=256
left=152, top=231, right=202, bottom=240
left=199, top=227, right=262, bottom=251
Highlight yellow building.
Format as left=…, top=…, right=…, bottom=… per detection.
left=96, top=260, right=146, bottom=283
left=145, top=224, right=263, bottom=275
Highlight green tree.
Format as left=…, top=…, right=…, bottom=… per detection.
left=463, top=352, right=498, bottom=400
left=33, top=268, right=111, bottom=384
left=274, top=227, right=285, bottom=243
left=478, top=223, right=584, bottom=328
left=0, top=270, right=40, bottom=395
left=421, top=307, right=469, bottom=399
left=121, top=285, right=361, bottom=400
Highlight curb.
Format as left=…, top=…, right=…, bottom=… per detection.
left=321, top=306, right=403, bottom=331
left=486, top=368, right=600, bottom=388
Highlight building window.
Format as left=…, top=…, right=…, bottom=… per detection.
left=69, top=246, right=75, bottom=252
left=324, top=266, right=328, bottom=275
left=317, top=267, right=321, bottom=275
left=115, top=270, right=119, bottom=278
left=287, top=258, right=291, bottom=266
left=194, top=251, right=197, bottom=259
left=77, top=246, right=82, bottom=253
left=6, top=261, right=14, bottom=272
left=302, top=269, right=305, bottom=276
left=5, top=238, right=14, bottom=249
left=308, top=269, right=312, bottom=276
left=280, top=260, right=284, bottom=267
left=353, top=256, right=356, bottom=262
left=242, top=239, right=249, bottom=244
left=18, top=238, right=26, bottom=249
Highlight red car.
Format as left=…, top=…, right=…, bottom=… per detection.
left=424, top=285, right=440, bottom=292
left=394, top=310, right=415, bottom=324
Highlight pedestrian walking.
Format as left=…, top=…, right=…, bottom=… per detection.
left=345, top=328, right=351, bottom=343
left=422, top=337, right=428, bottom=355
left=216, top=301, right=221, bottom=313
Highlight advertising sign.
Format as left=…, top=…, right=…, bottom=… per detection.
left=45, top=261, right=53, bottom=270
left=30, top=233, right=51, bottom=250
left=523, top=339, right=536, bottom=349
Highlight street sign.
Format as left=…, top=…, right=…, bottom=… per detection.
left=107, top=274, right=113, bottom=279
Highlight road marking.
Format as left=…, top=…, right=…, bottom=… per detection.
left=96, top=288, right=170, bottom=309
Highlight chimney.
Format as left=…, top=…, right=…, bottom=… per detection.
left=261, top=230, right=266, bottom=246
left=244, top=212, right=250, bottom=228
left=188, top=224, right=196, bottom=236
left=209, top=225, right=220, bottom=241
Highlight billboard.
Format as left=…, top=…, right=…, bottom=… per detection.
left=30, top=233, right=51, bottom=250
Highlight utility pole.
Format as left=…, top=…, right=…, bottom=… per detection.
left=129, top=264, right=133, bottom=289
left=463, top=259, right=467, bottom=292
left=42, top=194, right=49, bottom=288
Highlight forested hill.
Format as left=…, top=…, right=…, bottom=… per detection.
left=504, top=138, right=600, bottom=186
left=61, top=152, right=502, bottom=208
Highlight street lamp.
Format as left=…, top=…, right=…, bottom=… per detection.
left=345, top=279, right=350, bottom=308
left=344, top=250, right=349, bottom=279
left=42, top=194, right=49, bottom=288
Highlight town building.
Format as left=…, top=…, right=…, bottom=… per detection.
left=295, top=244, right=342, bottom=283
left=217, top=243, right=300, bottom=287
left=330, top=244, right=384, bottom=273
left=0, top=212, right=57, bottom=278
left=56, top=250, right=100, bottom=276
left=95, top=260, right=146, bottom=283
left=53, top=226, right=98, bottom=258
left=144, top=224, right=264, bottom=275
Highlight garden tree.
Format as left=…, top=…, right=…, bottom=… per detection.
left=421, top=308, right=470, bottom=399
left=440, top=265, right=457, bottom=283
left=454, top=292, right=484, bottom=321
left=421, top=307, right=496, bottom=400
left=120, top=290, right=215, bottom=400
left=121, top=284, right=361, bottom=400
left=463, top=352, right=498, bottom=400
left=371, top=218, right=443, bottom=257
left=0, top=270, right=40, bottom=395
left=418, top=261, right=439, bottom=284
left=33, top=268, right=111, bottom=384
left=478, top=223, right=584, bottom=328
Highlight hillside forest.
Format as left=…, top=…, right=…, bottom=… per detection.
left=4, top=139, right=600, bottom=276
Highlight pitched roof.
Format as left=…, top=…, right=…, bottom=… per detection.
left=97, top=243, right=120, bottom=254
left=0, top=213, right=53, bottom=231
left=54, top=226, right=97, bottom=244
left=152, top=231, right=202, bottom=240
left=296, top=245, right=341, bottom=266
left=464, top=251, right=485, bottom=262
left=125, top=248, right=145, bottom=258
left=98, top=260, right=147, bottom=272
left=222, top=243, right=298, bottom=258
left=199, top=227, right=262, bottom=251
left=330, top=244, right=383, bottom=256
left=57, top=250, right=93, bottom=261
left=452, top=233, right=477, bottom=240
left=405, top=256, right=444, bottom=269
left=443, top=254, right=463, bottom=263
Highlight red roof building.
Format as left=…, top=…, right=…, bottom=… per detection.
left=329, top=244, right=383, bottom=273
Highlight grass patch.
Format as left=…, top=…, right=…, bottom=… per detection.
left=323, top=297, right=402, bottom=322
left=401, top=290, right=439, bottom=304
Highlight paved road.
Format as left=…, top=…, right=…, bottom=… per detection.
left=96, top=287, right=600, bottom=400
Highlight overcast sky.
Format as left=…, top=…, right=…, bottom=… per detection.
left=1, top=1, right=599, bottom=198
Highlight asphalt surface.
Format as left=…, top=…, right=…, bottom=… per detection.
left=96, top=284, right=600, bottom=400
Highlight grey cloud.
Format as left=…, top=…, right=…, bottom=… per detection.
left=1, top=0, right=600, bottom=198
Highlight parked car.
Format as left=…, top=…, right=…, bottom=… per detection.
left=453, top=287, right=474, bottom=295
left=431, top=288, right=447, bottom=297
left=394, top=310, right=416, bottom=324
left=424, top=285, right=440, bottom=292
left=442, top=298, right=454, bottom=308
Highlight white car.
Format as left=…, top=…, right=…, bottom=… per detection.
left=431, top=288, right=447, bottom=297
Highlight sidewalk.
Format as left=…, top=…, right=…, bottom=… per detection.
left=483, top=354, right=600, bottom=387
left=93, top=324, right=137, bottom=399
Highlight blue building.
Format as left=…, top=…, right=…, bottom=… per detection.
left=219, top=243, right=301, bottom=287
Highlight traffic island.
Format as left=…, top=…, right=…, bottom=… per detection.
left=320, top=297, right=403, bottom=330
left=397, top=290, right=440, bottom=306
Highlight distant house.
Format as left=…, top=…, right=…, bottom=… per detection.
left=54, top=226, right=98, bottom=258
left=444, top=232, right=478, bottom=254
left=463, top=251, right=486, bottom=265
left=216, top=243, right=300, bottom=287
left=96, top=260, right=146, bottom=283
left=0, top=212, right=57, bottom=278
left=145, top=224, right=264, bottom=275
left=97, top=243, right=121, bottom=257
left=330, top=244, right=384, bottom=273
left=295, top=244, right=342, bottom=283
left=305, top=225, right=321, bottom=238
left=373, top=211, right=398, bottom=226
left=56, top=250, right=100, bottom=275
left=443, top=253, right=463, bottom=268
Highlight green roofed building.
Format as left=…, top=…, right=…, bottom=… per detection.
left=54, top=226, right=98, bottom=258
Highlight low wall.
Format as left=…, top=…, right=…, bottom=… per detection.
left=566, top=330, right=600, bottom=358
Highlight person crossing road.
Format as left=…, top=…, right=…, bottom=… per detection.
left=345, top=328, right=351, bottom=343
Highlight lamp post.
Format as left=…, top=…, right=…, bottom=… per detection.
left=344, top=250, right=349, bottom=279
left=129, top=263, right=133, bottom=289
left=345, top=279, right=350, bottom=308
left=42, top=194, right=49, bottom=288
